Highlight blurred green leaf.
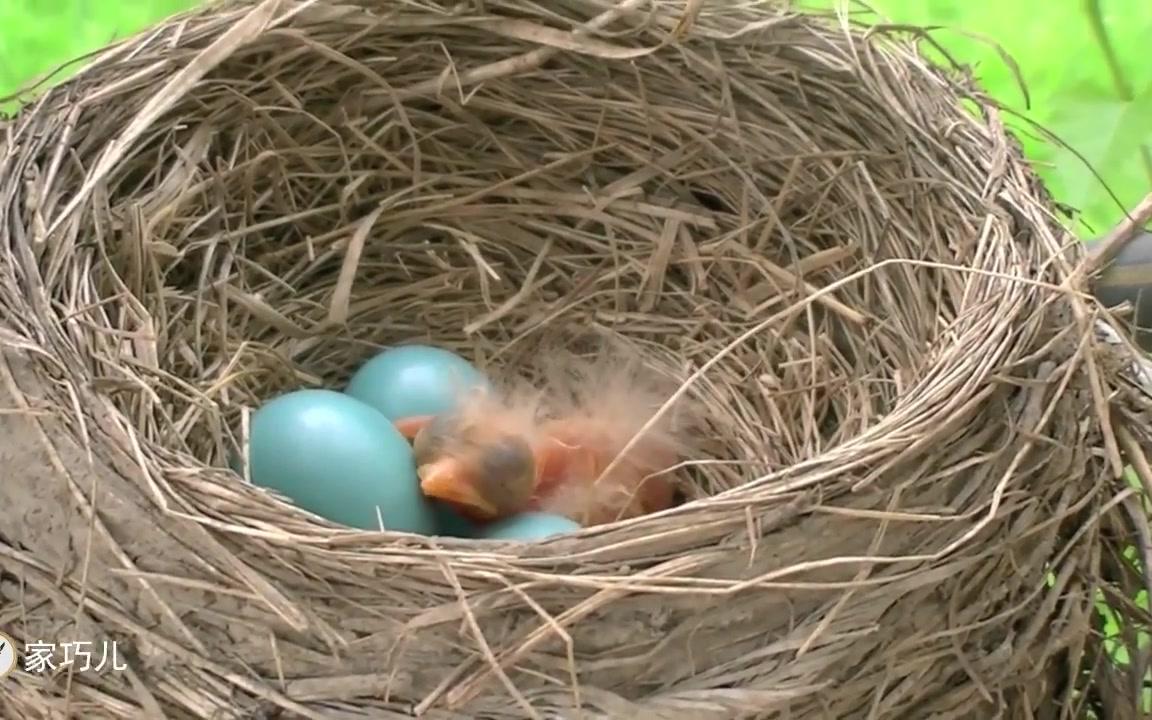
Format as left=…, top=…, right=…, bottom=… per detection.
left=1046, top=80, right=1152, bottom=235
left=0, top=1, right=200, bottom=107
left=808, top=0, right=1152, bottom=237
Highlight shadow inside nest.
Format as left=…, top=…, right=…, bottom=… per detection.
left=71, top=64, right=979, bottom=531
left=99, top=129, right=929, bottom=520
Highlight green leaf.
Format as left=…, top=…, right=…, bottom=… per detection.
left=0, top=1, right=200, bottom=110
left=805, top=0, right=1152, bottom=238
left=1045, top=80, right=1152, bottom=235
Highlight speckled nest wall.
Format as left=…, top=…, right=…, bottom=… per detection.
left=1, top=1, right=1151, bottom=718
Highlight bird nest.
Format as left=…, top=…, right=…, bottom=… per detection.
left=2, top=0, right=1152, bottom=718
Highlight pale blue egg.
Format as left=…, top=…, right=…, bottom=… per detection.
left=344, top=345, right=489, bottom=421
left=247, top=389, right=436, bottom=533
left=477, top=512, right=582, bottom=542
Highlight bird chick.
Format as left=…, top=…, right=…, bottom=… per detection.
left=529, top=354, right=685, bottom=525
left=393, top=350, right=690, bottom=527
left=393, top=386, right=544, bottom=522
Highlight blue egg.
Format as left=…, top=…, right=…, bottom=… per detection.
left=432, top=502, right=479, bottom=538
left=477, top=512, right=582, bottom=542
left=344, top=345, right=489, bottom=421
left=247, top=389, right=436, bottom=533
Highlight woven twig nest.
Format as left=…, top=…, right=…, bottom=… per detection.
left=2, top=1, right=1151, bottom=718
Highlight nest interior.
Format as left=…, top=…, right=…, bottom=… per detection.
left=1, top=1, right=1148, bottom=719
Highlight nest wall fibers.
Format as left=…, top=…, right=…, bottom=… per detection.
left=1, top=0, right=1150, bottom=718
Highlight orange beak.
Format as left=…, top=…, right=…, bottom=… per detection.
left=417, top=458, right=499, bottom=518
left=394, top=415, right=434, bottom=441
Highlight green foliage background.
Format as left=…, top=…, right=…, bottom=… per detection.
left=834, top=1, right=1152, bottom=239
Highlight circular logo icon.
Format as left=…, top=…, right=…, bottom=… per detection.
left=0, top=631, right=15, bottom=679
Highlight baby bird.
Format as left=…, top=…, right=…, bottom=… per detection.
left=393, top=388, right=542, bottom=521
left=393, top=353, right=688, bottom=527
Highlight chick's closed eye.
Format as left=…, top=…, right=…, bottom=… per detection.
left=411, top=413, right=455, bottom=462
left=479, top=435, right=536, bottom=487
